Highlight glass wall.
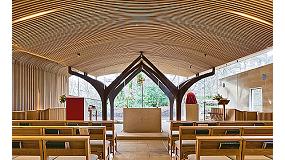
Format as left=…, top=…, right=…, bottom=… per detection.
left=69, top=48, right=272, bottom=121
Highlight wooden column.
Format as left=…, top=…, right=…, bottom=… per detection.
left=176, top=68, right=215, bottom=120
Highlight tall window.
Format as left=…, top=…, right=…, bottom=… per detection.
left=250, top=88, right=263, bottom=112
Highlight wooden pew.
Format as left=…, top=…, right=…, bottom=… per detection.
left=12, top=120, right=117, bottom=154
left=13, top=126, right=76, bottom=136
left=66, top=120, right=91, bottom=126
left=12, top=136, right=43, bottom=159
left=211, top=126, right=242, bottom=136
left=218, top=121, right=255, bottom=126
left=43, top=126, right=74, bottom=136
left=12, top=120, right=66, bottom=126
left=76, top=126, right=110, bottom=160
left=175, top=126, right=211, bottom=160
left=241, top=136, right=273, bottom=160
left=90, top=121, right=117, bottom=153
left=42, top=136, right=90, bottom=160
left=218, top=121, right=273, bottom=126
left=194, top=121, right=219, bottom=126
left=168, top=121, right=194, bottom=156
left=13, top=126, right=43, bottom=136
left=196, top=136, right=242, bottom=160
left=242, top=126, right=273, bottom=136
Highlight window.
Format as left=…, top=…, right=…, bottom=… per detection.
left=250, top=88, right=263, bottom=112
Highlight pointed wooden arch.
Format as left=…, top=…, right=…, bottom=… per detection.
left=108, top=62, right=175, bottom=120
left=68, top=52, right=215, bottom=120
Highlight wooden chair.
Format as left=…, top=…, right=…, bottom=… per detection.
left=78, top=126, right=110, bottom=160
left=43, top=136, right=90, bottom=160
left=175, top=126, right=211, bottom=160
left=168, top=121, right=194, bottom=157
left=196, top=136, right=242, bottom=160
left=12, top=136, right=43, bottom=159
left=91, top=121, right=117, bottom=154
left=241, top=136, right=273, bottom=160
left=242, top=126, right=273, bottom=136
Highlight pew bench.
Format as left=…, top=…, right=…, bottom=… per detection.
left=168, top=121, right=195, bottom=156
left=90, top=121, right=117, bottom=154
left=242, top=126, right=273, bottom=136
left=195, top=136, right=243, bottom=160
left=211, top=126, right=242, bottom=136
left=12, top=136, right=91, bottom=160
left=241, top=136, right=273, bottom=160
left=76, top=126, right=111, bottom=160
left=43, top=136, right=90, bottom=160
left=175, top=126, right=212, bottom=160
left=12, top=136, right=43, bottom=159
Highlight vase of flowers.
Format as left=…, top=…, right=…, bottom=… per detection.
left=59, top=95, right=66, bottom=105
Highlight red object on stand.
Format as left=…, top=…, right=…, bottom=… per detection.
left=66, top=96, right=84, bottom=120
left=186, top=92, right=197, bottom=104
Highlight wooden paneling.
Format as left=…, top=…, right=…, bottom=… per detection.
left=12, top=108, right=66, bottom=120
left=26, top=110, right=40, bottom=120
left=12, top=60, right=68, bottom=111
left=49, top=108, right=66, bottom=120
left=12, top=111, right=26, bottom=120
left=258, top=112, right=273, bottom=121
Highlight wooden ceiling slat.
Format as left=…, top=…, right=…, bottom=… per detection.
left=12, top=0, right=272, bottom=77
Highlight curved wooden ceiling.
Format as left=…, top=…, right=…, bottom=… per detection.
left=12, top=0, right=272, bottom=77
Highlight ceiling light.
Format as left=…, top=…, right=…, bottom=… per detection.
left=13, top=9, right=58, bottom=24
left=227, top=10, right=272, bottom=26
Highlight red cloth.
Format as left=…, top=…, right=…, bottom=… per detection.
left=186, top=92, right=197, bottom=104
left=66, top=97, right=84, bottom=120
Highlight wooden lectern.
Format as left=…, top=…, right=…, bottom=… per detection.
left=218, top=99, right=230, bottom=121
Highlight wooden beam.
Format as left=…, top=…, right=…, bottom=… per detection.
left=141, top=54, right=178, bottom=96
left=68, top=66, right=108, bottom=120
left=176, top=68, right=215, bottom=120
left=106, top=55, right=142, bottom=96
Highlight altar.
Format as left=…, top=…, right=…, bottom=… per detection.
left=123, top=108, right=161, bottom=133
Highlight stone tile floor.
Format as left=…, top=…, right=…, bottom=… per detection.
left=13, top=140, right=272, bottom=160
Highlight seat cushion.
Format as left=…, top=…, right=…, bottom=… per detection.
left=175, top=140, right=196, bottom=147
left=90, top=140, right=110, bottom=146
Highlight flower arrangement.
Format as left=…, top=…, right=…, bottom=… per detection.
left=59, top=94, right=66, bottom=104
left=213, top=94, right=226, bottom=101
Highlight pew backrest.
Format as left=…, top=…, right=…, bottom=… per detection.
left=12, top=136, right=43, bottom=157
left=241, top=136, right=273, bottom=156
left=242, top=126, right=273, bottom=136
left=211, top=126, right=242, bottom=136
left=13, top=126, right=43, bottom=136
left=196, top=136, right=242, bottom=157
left=42, top=136, right=90, bottom=157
